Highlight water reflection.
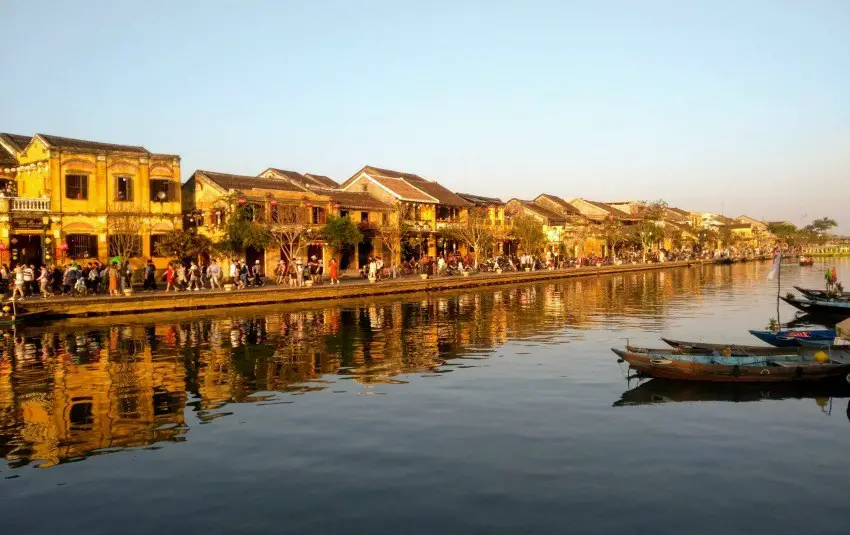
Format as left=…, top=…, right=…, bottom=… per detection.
left=0, top=261, right=843, bottom=468
left=614, top=378, right=850, bottom=409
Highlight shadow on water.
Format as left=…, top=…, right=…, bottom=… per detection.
left=1, top=259, right=847, bottom=469
left=614, top=378, right=850, bottom=411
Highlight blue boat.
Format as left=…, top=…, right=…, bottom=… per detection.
left=748, top=329, right=836, bottom=348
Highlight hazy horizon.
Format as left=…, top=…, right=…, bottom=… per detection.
left=2, top=1, right=847, bottom=232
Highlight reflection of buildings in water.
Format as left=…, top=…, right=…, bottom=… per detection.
left=1, top=263, right=772, bottom=468
left=0, top=333, right=186, bottom=468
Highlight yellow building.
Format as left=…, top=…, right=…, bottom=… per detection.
left=338, top=165, right=472, bottom=259
left=0, top=133, right=182, bottom=269
left=182, top=169, right=393, bottom=274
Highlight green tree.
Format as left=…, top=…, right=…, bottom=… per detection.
left=634, top=200, right=667, bottom=262
left=597, top=217, right=626, bottom=259
left=801, top=217, right=838, bottom=244
left=512, top=214, right=546, bottom=256
left=441, top=207, right=495, bottom=268
left=154, top=229, right=215, bottom=264
left=322, top=215, right=363, bottom=256
left=214, top=195, right=271, bottom=257
left=767, top=223, right=799, bottom=245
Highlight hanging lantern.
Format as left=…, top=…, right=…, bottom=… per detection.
left=238, top=197, right=247, bottom=206
left=333, top=203, right=341, bottom=209
left=0, top=242, right=6, bottom=251
left=60, top=242, right=69, bottom=251
left=305, top=201, right=313, bottom=208
left=270, top=199, right=278, bottom=206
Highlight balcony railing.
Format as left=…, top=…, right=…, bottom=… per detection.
left=11, top=197, right=50, bottom=212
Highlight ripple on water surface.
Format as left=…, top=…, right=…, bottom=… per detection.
left=1, top=259, right=849, bottom=535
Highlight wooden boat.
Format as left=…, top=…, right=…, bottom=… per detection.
left=714, top=258, right=735, bottom=265
left=612, top=348, right=850, bottom=383
left=748, top=329, right=836, bottom=347
left=613, top=378, right=850, bottom=407
left=794, top=286, right=850, bottom=301
left=781, top=295, right=850, bottom=317
left=630, top=344, right=850, bottom=360
left=799, top=257, right=814, bottom=266
left=660, top=337, right=850, bottom=356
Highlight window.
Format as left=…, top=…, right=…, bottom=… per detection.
left=361, top=212, right=369, bottom=223
left=361, top=183, right=368, bottom=192
left=270, top=204, right=279, bottom=224
left=150, top=234, right=167, bottom=257
left=150, top=179, right=174, bottom=202
left=66, top=174, right=88, bottom=200
left=115, top=176, right=134, bottom=202
left=312, top=207, right=326, bottom=225
left=339, top=210, right=349, bottom=219
left=108, top=235, right=142, bottom=258
left=66, top=234, right=98, bottom=259
left=382, top=213, right=389, bottom=225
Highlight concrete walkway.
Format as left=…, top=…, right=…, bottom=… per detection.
left=20, top=260, right=703, bottom=318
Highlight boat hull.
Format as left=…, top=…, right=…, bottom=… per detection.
left=613, top=349, right=850, bottom=383
left=748, top=329, right=836, bottom=347
left=781, top=296, right=850, bottom=317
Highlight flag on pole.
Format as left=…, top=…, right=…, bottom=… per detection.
left=767, top=253, right=782, bottom=280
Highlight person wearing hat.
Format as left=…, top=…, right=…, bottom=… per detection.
left=252, top=259, right=263, bottom=287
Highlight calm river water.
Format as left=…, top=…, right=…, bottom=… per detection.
left=1, top=259, right=849, bottom=534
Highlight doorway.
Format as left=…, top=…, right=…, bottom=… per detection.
left=245, top=246, right=265, bottom=274
left=10, top=234, right=43, bottom=269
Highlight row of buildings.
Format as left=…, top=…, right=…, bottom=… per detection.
left=0, top=132, right=781, bottom=274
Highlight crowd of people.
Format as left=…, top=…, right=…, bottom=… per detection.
left=1, top=244, right=795, bottom=300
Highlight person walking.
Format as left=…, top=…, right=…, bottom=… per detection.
left=329, top=258, right=339, bottom=285
left=368, top=257, right=377, bottom=281
left=208, top=260, right=222, bottom=290
left=87, top=263, right=100, bottom=294
left=143, top=260, right=156, bottom=291
left=164, top=263, right=176, bottom=292
left=11, top=266, right=25, bottom=300
left=22, top=264, right=34, bottom=296
left=276, top=259, right=286, bottom=285
left=240, top=260, right=249, bottom=288
left=188, top=261, right=201, bottom=291
left=252, top=260, right=263, bottom=287
left=108, top=263, right=120, bottom=296
left=176, top=264, right=187, bottom=291
left=37, top=265, right=51, bottom=298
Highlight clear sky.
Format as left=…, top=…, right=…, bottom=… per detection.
left=2, top=1, right=848, bottom=231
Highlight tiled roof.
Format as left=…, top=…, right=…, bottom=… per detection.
left=402, top=177, right=471, bottom=207
left=0, top=146, right=15, bottom=166
left=667, top=207, right=691, bottom=217
left=519, top=200, right=567, bottom=224
left=363, top=165, right=426, bottom=183
left=196, top=170, right=308, bottom=193
left=581, top=199, right=635, bottom=220
left=535, top=194, right=582, bottom=215
left=304, top=173, right=339, bottom=189
left=0, top=133, right=33, bottom=153
left=330, top=191, right=392, bottom=211
left=370, top=175, right=437, bottom=203
left=457, top=192, right=504, bottom=206
left=37, top=134, right=149, bottom=154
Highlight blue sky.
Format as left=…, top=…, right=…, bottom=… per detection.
left=2, top=1, right=848, bottom=231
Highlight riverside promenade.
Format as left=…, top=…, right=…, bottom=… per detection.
left=24, top=260, right=701, bottom=319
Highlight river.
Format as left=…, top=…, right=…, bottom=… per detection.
left=1, top=259, right=849, bottom=534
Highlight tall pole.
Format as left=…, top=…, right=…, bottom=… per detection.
left=776, top=251, right=782, bottom=328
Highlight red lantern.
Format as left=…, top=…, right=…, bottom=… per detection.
left=305, top=201, right=313, bottom=208
left=60, top=242, right=69, bottom=251
left=0, top=242, right=6, bottom=252
left=333, top=203, right=341, bottom=210
left=238, top=197, right=247, bottom=206
left=270, top=199, right=278, bottom=206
